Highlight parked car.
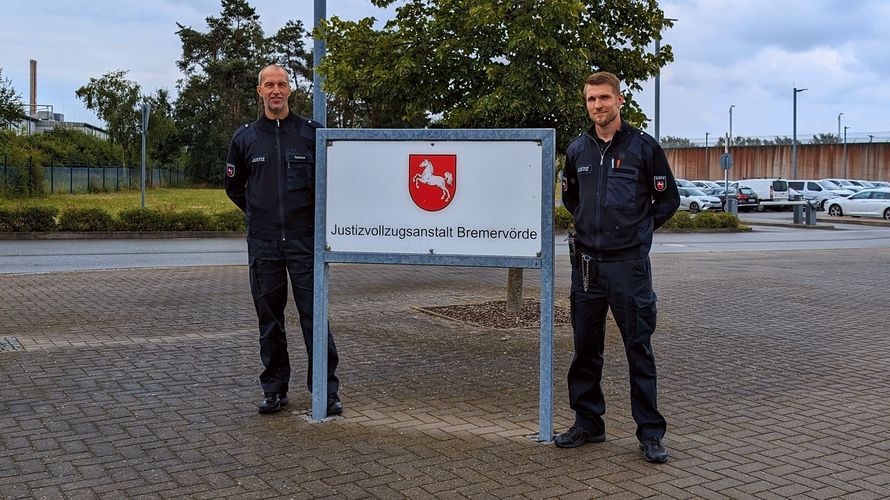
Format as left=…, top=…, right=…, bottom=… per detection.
left=675, top=178, right=696, bottom=188
left=824, top=188, right=890, bottom=220
left=870, top=181, right=890, bottom=188
left=714, top=186, right=760, bottom=211
left=787, top=180, right=855, bottom=210
left=691, top=180, right=721, bottom=191
left=823, top=178, right=863, bottom=192
left=677, top=187, right=722, bottom=213
left=736, top=178, right=790, bottom=211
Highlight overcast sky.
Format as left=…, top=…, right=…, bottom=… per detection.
left=2, top=0, right=888, bottom=144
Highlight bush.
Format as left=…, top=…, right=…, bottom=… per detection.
left=12, top=206, right=58, bottom=232
left=117, top=208, right=165, bottom=231
left=58, top=207, right=114, bottom=231
left=663, top=211, right=694, bottom=229
left=554, top=206, right=573, bottom=230
left=661, top=210, right=739, bottom=230
left=0, top=208, right=13, bottom=231
left=212, top=209, right=246, bottom=231
left=162, top=210, right=211, bottom=231
left=694, top=211, right=740, bottom=229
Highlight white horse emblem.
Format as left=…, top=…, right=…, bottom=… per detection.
left=412, top=158, right=453, bottom=201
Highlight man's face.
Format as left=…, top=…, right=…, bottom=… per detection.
left=257, top=67, right=291, bottom=116
left=584, top=83, right=624, bottom=128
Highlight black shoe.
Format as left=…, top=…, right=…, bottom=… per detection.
left=258, top=392, right=288, bottom=414
left=640, top=437, right=669, bottom=463
left=554, top=425, right=606, bottom=448
left=326, top=394, right=343, bottom=416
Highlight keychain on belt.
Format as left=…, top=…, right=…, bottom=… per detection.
left=581, top=254, right=593, bottom=292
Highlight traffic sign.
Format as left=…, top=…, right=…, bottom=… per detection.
left=720, top=152, right=733, bottom=170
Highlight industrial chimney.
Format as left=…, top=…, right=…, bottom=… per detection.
left=29, top=59, right=37, bottom=117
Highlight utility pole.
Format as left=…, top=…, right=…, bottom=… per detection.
left=313, top=0, right=327, bottom=126
left=792, top=87, right=807, bottom=179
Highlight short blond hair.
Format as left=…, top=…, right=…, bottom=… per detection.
left=584, top=72, right=621, bottom=96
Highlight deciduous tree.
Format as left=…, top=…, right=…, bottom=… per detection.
left=320, top=0, right=673, bottom=313
left=1, top=68, right=24, bottom=128
left=75, top=70, right=142, bottom=165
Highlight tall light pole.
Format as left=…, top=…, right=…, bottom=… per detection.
left=843, top=125, right=850, bottom=178
left=868, top=134, right=874, bottom=180
left=653, top=18, right=677, bottom=142
left=792, top=87, right=807, bottom=179
left=728, top=105, right=736, bottom=147
left=313, top=0, right=327, bottom=126
left=705, top=132, right=710, bottom=177
left=837, top=112, right=844, bottom=143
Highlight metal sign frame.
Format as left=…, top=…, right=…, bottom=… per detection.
left=311, top=128, right=556, bottom=442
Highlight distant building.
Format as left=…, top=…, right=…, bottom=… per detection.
left=6, top=106, right=108, bottom=141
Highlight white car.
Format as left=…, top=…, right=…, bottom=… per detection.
left=677, top=187, right=723, bottom=213
left=691, top=180, right=721, bottom=191
left=675, top=178, right=696, bottom=188
left=824, top=188, right=890, bottom=220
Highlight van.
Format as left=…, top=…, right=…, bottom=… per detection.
left=786, top=180, right=855, bottom=210
left=736, top=179, right=790, bottom=211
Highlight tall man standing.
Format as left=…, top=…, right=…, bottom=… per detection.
left=225, top=64, right=342, bottom=416
left=558, top=71, right=679, bottom=462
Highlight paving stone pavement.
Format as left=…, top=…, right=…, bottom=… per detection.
left=1, top=248, right=890, bottom=499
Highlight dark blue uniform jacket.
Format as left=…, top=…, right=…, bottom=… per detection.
left=225, top=112, right=321, bottom=240
left=562, top=120, right=680, bottom=260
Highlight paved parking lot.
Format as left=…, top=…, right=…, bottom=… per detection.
left=2, top=248, right=890, bottom=498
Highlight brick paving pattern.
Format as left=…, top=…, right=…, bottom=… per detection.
left=1, top=249, right=889, bottom=498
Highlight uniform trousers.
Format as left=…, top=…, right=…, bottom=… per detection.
left=247, top=235, right=339, bottom=396
left=568, top=255, right=666, bottom=441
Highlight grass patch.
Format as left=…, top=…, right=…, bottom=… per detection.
left=0, top=188, right=233, bottom=216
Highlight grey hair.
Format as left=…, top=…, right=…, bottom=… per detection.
left=257, top=64, right=291, bottom=86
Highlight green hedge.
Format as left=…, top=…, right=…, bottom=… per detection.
left=553, top=206, right=740, bottom=231
left=0, top=205, right=737, bottom=233
left=0, top=205, right=247, bottom=232
left=58, top=207, right=114, bottom=232
left=117, top=208, right=166, bottom=231
left=0, top=206, right=60, bottom=231
left=661, top=211, right=739, bottom=229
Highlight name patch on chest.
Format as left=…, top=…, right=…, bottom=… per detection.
left=250, top=156, right=266, bottom=163
left=577, top=165, right=591, bottom=173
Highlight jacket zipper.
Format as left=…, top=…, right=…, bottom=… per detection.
left=587, top=132, right=612, bottom=252
left=276, top=119, right=286, bottom=241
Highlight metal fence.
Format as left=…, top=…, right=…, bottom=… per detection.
left=1, top=157, right=188, bottom=196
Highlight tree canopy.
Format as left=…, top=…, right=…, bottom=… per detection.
left=319, top=0, right=673, bottom=150
left=75, top=70, right=142, bottom=163
left=173, top=0, right=314, bottom=184
left=0, top=68, right=24, bottom=127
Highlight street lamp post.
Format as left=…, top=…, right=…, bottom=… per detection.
left=728, top=105, right=735, bottom=147
left=792, top=87, right=807, bottom=179
left=843, top=125, right=850, bottom=178
left=868, top=134, right=874, bottom=179
left=653, top=18, right=677, bottom=142
left=705, top=132, right=710, bottom=177
left=313, top=0, right=327, bottom=126
left=837, top=112, right=844, bottom=143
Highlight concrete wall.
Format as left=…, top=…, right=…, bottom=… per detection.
left=666, top=143, right=890, bottom=181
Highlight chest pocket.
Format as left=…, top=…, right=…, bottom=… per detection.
left=286, top=151, right=313, bottom=192
left=605, top=166, right=638, bottom=208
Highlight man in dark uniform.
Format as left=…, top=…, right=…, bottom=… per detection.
left=225, top=64, right=342, bottom=416
left=557, top=71, right=679, bottom=462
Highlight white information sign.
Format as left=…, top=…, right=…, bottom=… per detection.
left=325, top=140, right=543, bottom=257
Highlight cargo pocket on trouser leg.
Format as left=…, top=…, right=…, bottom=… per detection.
left=632, top=291, right=657, bottom=340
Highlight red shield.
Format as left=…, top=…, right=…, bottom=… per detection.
left=409, top=154, right=457, bottom=211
